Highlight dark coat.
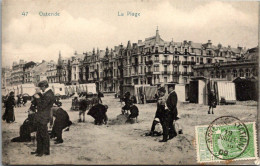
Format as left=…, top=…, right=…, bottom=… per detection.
left=87, top=104, right=108, bottom=125
left=35, top=89, right=56, bottom=125
left=50, top=107, right=72, bottom=138
left=166, top=91, right=178, bottom=120
left=128, top=105, right=139, bottom=119
left=2, top=96, right=15, bottom=122
left=208, top=92, right=217, bottom=107
left=11, top=113, right=37, bottom=142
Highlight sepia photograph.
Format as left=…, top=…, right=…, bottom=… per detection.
left=1, top=0, right=259, bottom=165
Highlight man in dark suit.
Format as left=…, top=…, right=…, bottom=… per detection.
left=31, top=80, right=55, bottom=157
left=166, top=84, right=178, bottom=140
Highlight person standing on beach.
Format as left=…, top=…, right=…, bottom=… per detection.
left=2, top=91, right=16, bottom=123
left=31, top=80, right=55, bottom=157
left=165, top=84, right=178, bottom=140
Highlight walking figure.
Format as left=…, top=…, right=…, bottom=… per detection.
left=208, top=90, right=217, bottom=114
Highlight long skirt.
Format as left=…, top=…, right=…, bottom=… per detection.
left=3, top=108, right=15, bottom=123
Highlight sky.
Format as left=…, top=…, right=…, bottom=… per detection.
left=2, top=0, right=259, bottom=67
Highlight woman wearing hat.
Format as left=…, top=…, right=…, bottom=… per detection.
left=146, top=87, right=168, bottom=139
left=2, top=91, right=16, bottom=123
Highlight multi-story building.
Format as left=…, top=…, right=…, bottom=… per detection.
left=23, top=61, right=36, bottom=84
left=50, top=29, right=248, bottom=94
left=192, top=46, right=258, bottom=81
left=46, top=60, right=58, bottom=83
left=1, top=67, right=12, bottom=88
left=31, top=60, right=49, bottom=85
left=116, top=29, right=246, bottom=85
left=10, top=60, right=25, bottom=86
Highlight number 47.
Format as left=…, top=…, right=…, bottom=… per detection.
left=22, top=12, right=28, bottom=16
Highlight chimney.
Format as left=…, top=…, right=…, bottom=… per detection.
left=188, top=41, right=193, bottom=45
left=208, top=40, right=212, bottom=43
left=138, top=40, right=142, bottom=44
left=42, top=60, right=46, bottom=63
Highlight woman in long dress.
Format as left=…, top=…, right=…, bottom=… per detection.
left=2, top=91, right=16, bottom=123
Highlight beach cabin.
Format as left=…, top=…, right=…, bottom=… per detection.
left=20, top=84, right=36, bottom=96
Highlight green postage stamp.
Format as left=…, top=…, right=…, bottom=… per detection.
left=195, top=116, right=258, bottom=163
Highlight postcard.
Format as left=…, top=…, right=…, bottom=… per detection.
left=1, top=0, right=259, bottom=165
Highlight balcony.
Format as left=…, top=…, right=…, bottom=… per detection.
left=162, top=60, right=171, bottom=64
left=182, top=61, right=191, bottom=65
left=182, top=72, right=189, bottom=76
left=145, top=60, right=153, bottom=65
left=182, top=72, right=194, bottom=76
left=146, top=71, right=153, bottom=75
left=172, top=71, right=181, bottom=76
left=132, top=62, right=139, bottom=66
left=190, top=61, right=196, bottom=65
left=154, top=60, right=160, bottom=63
left=161, top=71, right=171, bottom=75
left=172, top=60, right=181, bottom=65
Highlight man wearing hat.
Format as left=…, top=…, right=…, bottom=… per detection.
left=31, top=80, right=55, bottom=157
left=166, top=84, right=178, bottom=140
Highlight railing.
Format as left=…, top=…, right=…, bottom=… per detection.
left=172, top=71, right=181, bottom=76
left=182, top=61, right=191, bottom=65
left=190, top=61, right=196, bottom=65
left=172, top=60, right=181, bottom=65
left=145, top=60, right=153, bottom=65
left=182, top=72, right=194, bottom=76
left=146, top=71, right=153, bottom=75
left=154, top=60, right=160, bottom=63
left=162, top=60, right=171, bottom=64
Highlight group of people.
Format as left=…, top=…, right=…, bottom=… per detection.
left=146, top=84, right=179, bottom=142
left=120, top=84, right=179, bottom=142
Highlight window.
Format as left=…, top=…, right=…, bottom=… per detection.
left=200, top=58, right=203, bottom=64
left=191, top=57, right=194, bottom=62
left=174, top=66, right=178, bottom=72
left=211, top=71, right=214, bottom=78
left=175, top=56, right=179, bottom=61
left=175, top=48, right=178, bottom=53
left=185, top=49, right=188, bottom=55
left=197, top=57, right=199, bottom=63
left=155, top=55, right=159, bottom=61
left=164, top=65, right=167, bottom=72
left=245, top=69, right=250, bottom=77
left=233, top=70, right=237, bottom=77
left=155, top=47, right=158, bottom=53
left=183, top=77, right=187, bottom=84
left=164, top=55, right=168, bottom=60
left=165, top=47, right=168, bottom=53
left=216, top=71, right=220, bottom=78
left=164, top=77, right=167, bottom=83
left=221, top=70, right=226, bottom=78
left=184, top=66, right=187, bottom=72
left=239, top=69, right=244, bottom=77
left=154, top=65, right=159, bottom=72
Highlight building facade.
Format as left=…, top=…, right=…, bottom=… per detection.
left=192, top=46, right=258, bottom=81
